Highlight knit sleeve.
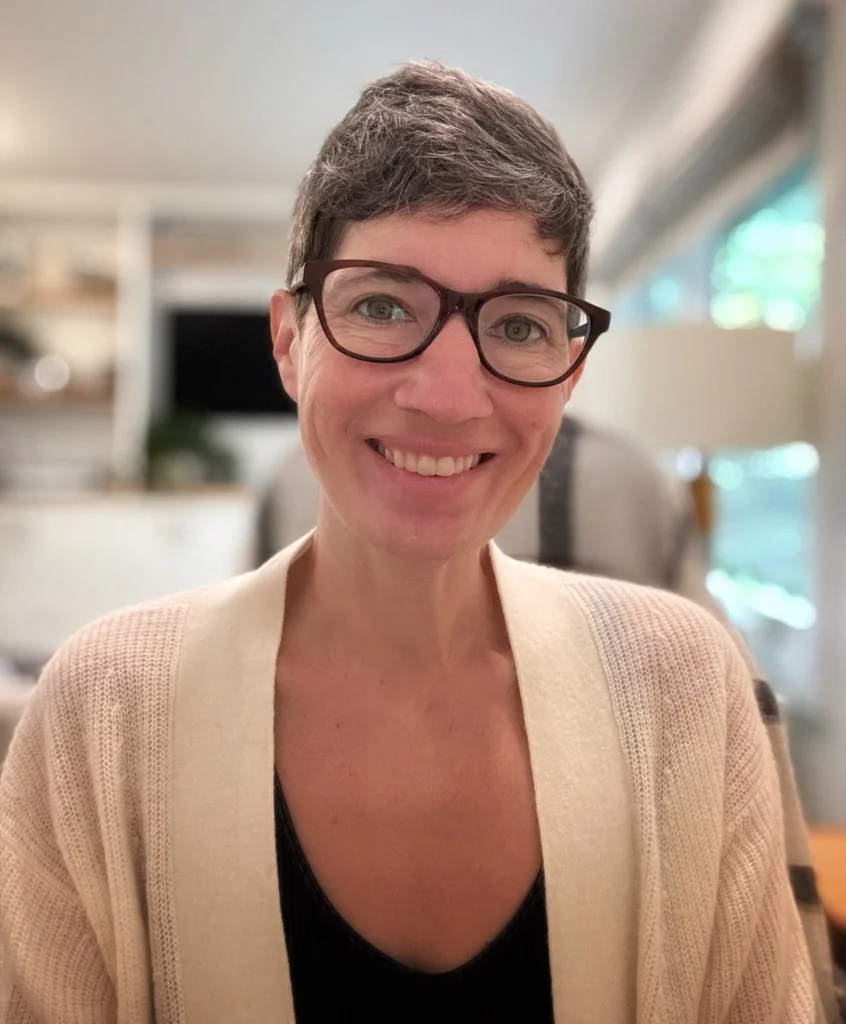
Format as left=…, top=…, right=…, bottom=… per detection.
left=698, top=651, right=815, bottom=1023
left=0, top=654, right=117, bottom=1023
left=0, top=692, right=115, bottom=1019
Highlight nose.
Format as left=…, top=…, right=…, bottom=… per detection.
left=392, top=313, right=495, bottom=423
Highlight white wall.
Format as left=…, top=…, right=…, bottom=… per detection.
left=0, top=491, right=259, bottom=659
left=0, top=408, right=112, bottom=465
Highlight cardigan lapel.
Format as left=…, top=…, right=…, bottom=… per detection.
left=170, top=537, right=636, bottom=1023
left=490, top=546, right=638, bottom=1023
left=171, top=536, right=311, bottom=1024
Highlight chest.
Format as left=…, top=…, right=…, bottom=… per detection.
left=274, top=656, right=542, bottom=972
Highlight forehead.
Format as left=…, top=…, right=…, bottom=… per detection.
left=333, top=209, right=568, bottom=294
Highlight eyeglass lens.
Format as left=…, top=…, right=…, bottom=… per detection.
left=319, top=266, right=589, bottom=384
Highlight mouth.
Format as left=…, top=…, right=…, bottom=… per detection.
left=365, top=439, right=495, bottom=478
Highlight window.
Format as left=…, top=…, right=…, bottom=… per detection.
left=710, top=175, right=823, bottom=333
left=706, top=170, right=822, bottom=701
left=610, top=166, right=823, bottom=701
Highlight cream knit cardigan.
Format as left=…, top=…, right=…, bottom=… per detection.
left=0, top=536, right=821, bottom=1022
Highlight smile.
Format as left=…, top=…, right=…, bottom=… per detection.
left=366, top=440, right=493, bottom=478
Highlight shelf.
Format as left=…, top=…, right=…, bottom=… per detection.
left=0, top=398, right=113, bottom=412
left=0, top=376, right=115, bottom=411
left=0, top=284, right=117, bottom=316
left=152, top=234, right=286, bottom=271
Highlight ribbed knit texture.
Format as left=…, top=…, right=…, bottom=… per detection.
left=0, top=542, right=829, bottom=1022
left=567, top=575, right=814, bottom=1022
left=1, top=602, right=189, bottom=1024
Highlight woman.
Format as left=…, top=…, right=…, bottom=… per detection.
left=0, top=63, right=820, bottom=1023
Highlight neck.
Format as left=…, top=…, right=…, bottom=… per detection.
left=285, top=511, right=506, bottom=676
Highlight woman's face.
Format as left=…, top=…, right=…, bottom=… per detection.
left=271, top=209, right=582, bottom=562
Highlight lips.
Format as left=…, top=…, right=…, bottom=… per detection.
left=366, top=439, right=494, bottom=478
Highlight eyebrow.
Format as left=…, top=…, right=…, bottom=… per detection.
left=344, top=268, right=423, bottom=285
left=357, top=269, right=564, bottom=293
left=490, top=277, right=567, bottom=294
left=333, top=267, right=567, bottom=294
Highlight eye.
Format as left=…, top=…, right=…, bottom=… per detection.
left=494, top=316, right=545, bottom=344
left=354, top=295, right=411, bottom=323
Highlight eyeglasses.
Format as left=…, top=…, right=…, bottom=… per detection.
left=290, top=260, right=611, bottom=388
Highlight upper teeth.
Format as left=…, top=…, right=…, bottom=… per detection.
left=375, top=444, right=483, bottom=477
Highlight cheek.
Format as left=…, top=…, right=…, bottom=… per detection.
left=514, top=387, right=566, bottom=457
left=297, top=317, right=325, bottom=373
left=296, top=328, right=377, bottom=444
left=293, top=328, right=333, bottom=442
left=295, top=323, right=336, bottom=407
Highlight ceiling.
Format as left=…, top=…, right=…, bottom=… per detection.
left=0, top=0, right=718, bottom=192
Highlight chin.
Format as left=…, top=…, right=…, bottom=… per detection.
left=357, top=509, right=493, bottom=564
left=316, top=446, right=531, bottom=564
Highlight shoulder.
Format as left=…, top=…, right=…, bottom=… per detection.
left=495, top=549, right=742, bottom=703
left=12, top=566, right=252, bottom=749
left=1, top=597, right=188, bottom=902
left=14, top=543, right=297, bottom=750
left=566, top=567, right=725, bottom=647
left=9, top=592, right=192, bottom=766
left=497, top=548, right=720, bottom=637
left=536, top=566, right=769, bottom=790
left=2, top=568, right=256, bottom=825
left=570, top=573, right=766, bottom=761
left=42, top=588, right=194, bottom=691
left=0, top=595, right=189, bottom=865
left=574, top=570, right=739, bottom=681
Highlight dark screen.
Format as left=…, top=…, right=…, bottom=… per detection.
left=168, top=310, right=297, bottom=416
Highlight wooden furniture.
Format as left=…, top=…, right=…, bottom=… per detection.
left=808, top=827, right=846, bottom=929
left=807, top=826, right=846, bottom=981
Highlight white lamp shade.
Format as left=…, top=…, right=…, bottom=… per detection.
left=566, top=323, right=812, bottom=449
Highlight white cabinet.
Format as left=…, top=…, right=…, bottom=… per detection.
left=0, top=490, right=259, bottom=661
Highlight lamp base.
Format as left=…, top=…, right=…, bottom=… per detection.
left=690, top=462, right=713, bottom=539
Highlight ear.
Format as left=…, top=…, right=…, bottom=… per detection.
left=270, top=289, right=300, bottom=404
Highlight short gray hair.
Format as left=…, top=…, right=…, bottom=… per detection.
left=286, top=61, right=594, bottom=301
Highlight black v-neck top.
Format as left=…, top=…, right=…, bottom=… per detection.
left=274, top=775, right=554, bottom=1023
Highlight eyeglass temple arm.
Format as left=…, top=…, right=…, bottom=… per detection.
left=288, top=266, right=308, bottom=294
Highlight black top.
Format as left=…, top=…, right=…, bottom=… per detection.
left=274, top=775, right=555, bottom=1023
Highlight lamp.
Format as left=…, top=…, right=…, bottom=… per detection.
left=566, top=323, right=816, bottom=532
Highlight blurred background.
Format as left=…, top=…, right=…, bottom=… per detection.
left=0, top=0, right=843, bottom=855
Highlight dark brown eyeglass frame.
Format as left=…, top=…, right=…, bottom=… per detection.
left=290, top=259, right=611, bottom=388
